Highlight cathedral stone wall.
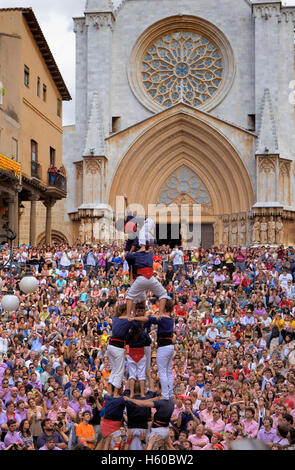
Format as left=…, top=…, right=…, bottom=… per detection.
left=62, top=0, right=295, bottom=246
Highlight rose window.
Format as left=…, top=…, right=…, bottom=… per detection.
left=141, top=31, right=224, bottom=108
left=158, top=167, right=212, bottom=206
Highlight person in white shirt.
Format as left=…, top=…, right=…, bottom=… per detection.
left=15, top=247, right=28, bottom=264
left=279, top=270, right=293, bottom=289
left=282, top=280, right=295, bottom=299
left=0, top=331, right=8, bottom=358
left=60, top=249, right=72, bottom=268
left=170, top=245, right=184, bottom=272
left=193, top=266, right=203, bottom=279
left=205, top=325, right=219, bottom=344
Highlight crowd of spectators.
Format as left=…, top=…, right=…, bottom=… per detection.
left=0, top=242, right=295, bottom=451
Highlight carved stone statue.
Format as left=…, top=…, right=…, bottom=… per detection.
left=78, top=220, right=85, bottom=244
left=223, top=223, right=229, bottom=245
left=93, top=219, right=102, bottom=242
left=275, top=217, right=284, bottom=245
left=260, top=217, right=268, bottom=245
left=231, top=224, right=238, bottom=246
left=268, top=216, right=276, bottom=244
left=239, top=221, right=246, bottom=246
left=85, top=218, right=93, bottom=243
left=253, top=219, right=261, bottom=244
left=214, top=222, right=219, bottom=246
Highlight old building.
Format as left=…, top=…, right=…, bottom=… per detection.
left=0, top=7, right=71, bottom=246
left=64, top=0, right=295, bottom=248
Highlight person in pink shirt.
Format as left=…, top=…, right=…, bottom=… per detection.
left=271, top=404, right=286, bottom=430
left=170, top=396, right=184, bottom=426
left=58, top=396, right=76, bottom=424
left=188, top=423, right=209, bottom=450
left=205, top=408, right=225, bottom=433
left=198, top=397, right=214, bottom=425
left=202, top=431, right=224, bottom=450
left=220, top=430, right=237, bottom=450
left=241, top=407, right=259, bottom=438
left=224, top=410, right=240, bottom=433
left=47, top=398, right=60, bottom=422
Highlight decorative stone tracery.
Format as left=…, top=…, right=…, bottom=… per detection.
left=141, top=31, right=223, bottom=109
left=128, top=15, right=235, bottom=113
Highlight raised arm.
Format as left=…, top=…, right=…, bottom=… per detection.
left=123, top=396, right=155, bottom=408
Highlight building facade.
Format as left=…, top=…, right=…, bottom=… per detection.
left=64, top=0, right=295, bottom=247
left=0, top=8, right=71, bottom=246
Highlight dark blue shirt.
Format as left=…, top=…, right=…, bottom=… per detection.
left=152, top=399, right=174, bottom=427
left=111, top=317, right=135, bottom=339
left=104, top=395, right=126, bottom=421
left=126, top=329, right=151, bottom=348
left=126, top=251, right=154, bottom=269
left=179, top=411, right=200, bottom=432
left=124, top=390, right=156, bottom=429
left=148, top=316, right=174, bottom=336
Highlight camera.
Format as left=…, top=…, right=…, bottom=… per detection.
left=94, top=390, right=99, bottom=397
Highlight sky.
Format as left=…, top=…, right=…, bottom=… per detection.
left=1, top=0, right=295, bottom=125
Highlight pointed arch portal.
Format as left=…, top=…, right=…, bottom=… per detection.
left=109, top=106, right=254, bottom=247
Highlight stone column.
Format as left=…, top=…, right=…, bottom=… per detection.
left=29, top=194, right=39, bottom=247
left=7, top=193, right=18, bottom=245
left=44, top=200, right=56, bottom=246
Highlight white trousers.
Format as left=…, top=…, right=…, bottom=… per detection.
left=149, top=426, right=170, bottom=440
left=127, top=355, right=146, bottom=381
left=156, top=345, right=174, bottom=400
left=126, top=276, right=169, bottom=302
left=128, top=428, right=147, bottom=450
left=139, top=218, right=155, bottom=246
left=106, top=345, right=125, bottom=389
left=145, top=345, right=151, bottom=379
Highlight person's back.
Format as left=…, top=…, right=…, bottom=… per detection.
left=152, top=398, right=174, bottom=428
left=125, top=390, right=155, bottom=430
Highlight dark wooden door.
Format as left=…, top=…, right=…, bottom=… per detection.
left=201, top=224, right=214, bottom=250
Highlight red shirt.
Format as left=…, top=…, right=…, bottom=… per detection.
left=273, top=397, right=294, bottom=409
left=174, top=305, right=187, bottom=317
left=202, top=317, right=213, bottom=326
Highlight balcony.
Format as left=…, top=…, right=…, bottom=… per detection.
left=31, top=161, right=41, bottom=180
left=0, top=153, right=21, bottom=179
left=47, top=169, right=67, bottom=198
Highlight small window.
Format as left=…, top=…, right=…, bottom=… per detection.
left=37, top=77, right=40, bottom=97
left=112, top=116, right=121, bottom=133
left=43, top=84, right=47, bottom=102
left=12, top=138, right=18, bottom=162
left=24, top=65, right=30, bottom=87
left=57, top=99, right=62, bottom=117
left=50, top=147, right=56, bottom=166
left=248, top=114, right=256, bottom=131
left=31, top=140, right=38, bottom=162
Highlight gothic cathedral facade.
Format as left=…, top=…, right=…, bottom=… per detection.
left=63, top=0, right=295, bottom=247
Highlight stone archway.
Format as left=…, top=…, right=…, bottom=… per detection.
left=37, top=230, right=69, bottom=246
left=108, top=105, right=255, bottom=245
